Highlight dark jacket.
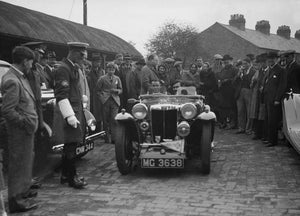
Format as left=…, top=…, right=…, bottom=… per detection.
left=141, top=65, right=159, bottom=94
left=127, top=67, right=142, bottom=99
left=96, top=74, right=122, bottom=106
left=263, top=63, right=286, bottom=104
left=88, top=66, right=105, bottom=121
left=52, top=59, right=85, bottom=144
left=285, top=61, right=300, bottom=93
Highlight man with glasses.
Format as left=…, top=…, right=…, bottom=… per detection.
left=52, top=42, right=89, bottom=189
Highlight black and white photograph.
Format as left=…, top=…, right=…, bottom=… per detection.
left=0, top=0, right=300, bottom=215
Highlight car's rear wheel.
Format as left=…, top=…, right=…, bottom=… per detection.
left=200, top=121, right=212, bottom=174
left=115, top=122, right=134, bottom=175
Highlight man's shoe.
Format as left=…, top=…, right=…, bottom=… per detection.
left=22, top=189, right=38, bottom=198
left=68, top=176, right=87, bottom=189
left=61, top=175, right=85, bottom=184
left=30, top=178, right=42, bottom=189
left=9, top=197, right=38, bottom=213
left=235, top=130, right=245, bottom=134
left=252, top=136, right=260, bottom=140
left=266, top=143, right=276, bottom=147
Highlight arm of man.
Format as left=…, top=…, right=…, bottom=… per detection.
left=54, top=66, right=78, bottom=128
left=1, top=79, right=25, bottom=125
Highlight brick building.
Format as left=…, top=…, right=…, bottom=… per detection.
left=197, top=14, right=300, bottom=62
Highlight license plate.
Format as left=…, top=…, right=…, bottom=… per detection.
left=76, top=142, right=94, bottom=155
left=141, top=158, right=184, bottom=168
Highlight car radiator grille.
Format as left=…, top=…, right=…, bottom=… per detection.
left=151, top=109, right=177, bottom=140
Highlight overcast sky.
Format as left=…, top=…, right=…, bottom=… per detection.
left=4, top=0, right=300, bottom=55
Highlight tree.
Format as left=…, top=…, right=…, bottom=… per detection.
left=145, top=21, right=201, bottom=65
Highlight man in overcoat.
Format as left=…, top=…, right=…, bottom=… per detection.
left=280, top=50, right=300, bottom=94
left=262, top=51, right=286, bottom=147
left=1, top=46, right=38, bottom=213
left=88, top=53, right=105, bottom=131
left=141, top=54, right=159, bottom=94
left=52, top=42, right=89, bottom=189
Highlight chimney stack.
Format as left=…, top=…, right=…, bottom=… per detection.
left=277, top=25, right=291, bottom=39
left=295, top=30, right=300, bottom=40
left=255, top=20, right=270, bottom=35
left=229, top=14, right=245, bottom=31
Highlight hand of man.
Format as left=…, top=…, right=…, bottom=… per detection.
left=274, top=101, right=280, bottom=106
left=111, top=89, right=119, bottom=94
left=67, top=115, right=80, bottom=128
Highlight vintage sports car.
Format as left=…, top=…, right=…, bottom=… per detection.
left=114, top=87, right=216, bottom=175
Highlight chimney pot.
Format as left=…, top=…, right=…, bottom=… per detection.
left=277, top=25, right=291, bottom=39
left=295, top=30, right=300, bottom=40
left=255, top=20, right=270, bottom=35
left=229, top=14, right=246, bottom=31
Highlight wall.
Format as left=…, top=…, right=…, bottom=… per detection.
left=197, top=23, right=263, bottom=63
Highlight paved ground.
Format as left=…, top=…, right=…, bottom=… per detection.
left=6, top=128, right=300, bottom=216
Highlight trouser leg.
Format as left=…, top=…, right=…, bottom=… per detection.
left=62, top=142, right=77, bottom=180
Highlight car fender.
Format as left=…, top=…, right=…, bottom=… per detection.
left=115, top=112, right=134, bottom=121
left=115, top=112, right=140, bottom=142
left=197, top=111, right=216, bottom=121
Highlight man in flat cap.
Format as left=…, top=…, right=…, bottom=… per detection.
left=250, top=53, right=268, bottom=141
left=117, top=53, right=132, bottom=110
left=216, top=54, right=238, bottom=129
left=262, top=51, right=286, bottom=147
left=52, top=42, right=89, bottom=189
left=1, top=46, right=38, bottom=213
left=212, top=54, right=223, bottom=74
left=280, top=50, right=300, bottom=94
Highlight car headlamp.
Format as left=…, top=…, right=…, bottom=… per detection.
left=132, top=103, right=148, bottom=119
left=181, top=103, right=197, bottom=120
left=87, top=119, right=96, bottom=131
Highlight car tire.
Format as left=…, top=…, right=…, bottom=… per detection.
left=200, top=121, right=212, bottom=174
left=115, top=122, right=133, bottom=175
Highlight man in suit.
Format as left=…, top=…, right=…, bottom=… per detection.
left=127, top=58, right=146, bottom=99
left=280, top=50, right=300, bottom=94
left=141, top=54, right=159, bottom=94
left=96, top=62, right=122, bottom=143
left=1, top=46, right=38, bottom=213
left=52, top=42, right=89, bottom=189
left=262, top=51, right=286, bottom=147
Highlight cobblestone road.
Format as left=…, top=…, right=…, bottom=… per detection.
left=9, top=129, right=300, bottom=216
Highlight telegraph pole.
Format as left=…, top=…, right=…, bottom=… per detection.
left=83, top=0, right=87, bottom=25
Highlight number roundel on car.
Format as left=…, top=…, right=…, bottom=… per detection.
left=181, top=103, right=197, bottom=120
left=132, top=103, right=148, bottom=119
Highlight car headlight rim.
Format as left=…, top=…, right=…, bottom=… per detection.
left=181, top=103, right=197, bottom=120
left=87, top=119, right=96, bottom=131
left=132, top=103, right=148, bottom=119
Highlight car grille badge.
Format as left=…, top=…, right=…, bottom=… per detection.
left=161, top=140, right=184, bottom=153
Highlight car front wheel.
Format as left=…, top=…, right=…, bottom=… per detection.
left=200, top=121, right=212, bottom=174
left=115, top=122, right=134, bottom=175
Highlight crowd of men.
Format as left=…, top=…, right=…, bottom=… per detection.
left=1, top=40, right=300, bottom=213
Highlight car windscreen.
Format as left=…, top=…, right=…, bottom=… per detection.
left=140, top=94, right=203, bottom=106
